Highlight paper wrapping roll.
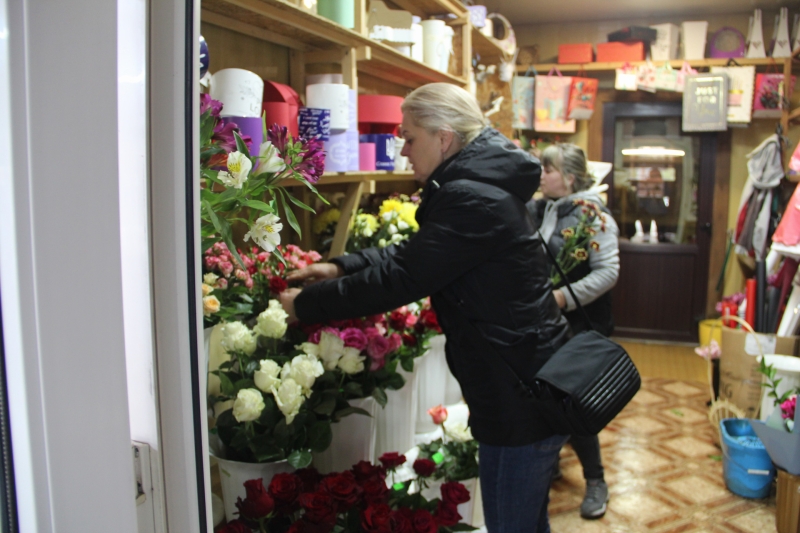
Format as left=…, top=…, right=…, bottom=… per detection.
left=298, top=108, right=331, bottom=141
left=317, top=0, right=354, bottom=29
left=305, top=73, right=343, bottom=85
left=358, top=94, right=403, bottom=124
left=346, top=131, right=360, bottom=171
left=421, top=20, right=446, bottom=70
left=359, top=143, right=376, bottom=171
left=221, top=116, right=262, bottom=155
left=361, top=134, right=395, bottom=170
left=411, top=20, right=424, bottom=62
left=306, top=83, right=350, bottom=131
left=323, top=131, right=350, bottom=172
left=209, top=68, right=264, bottom=118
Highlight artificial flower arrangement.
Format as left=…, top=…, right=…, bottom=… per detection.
left=216, top=455, right=477, bottom=533
left=200, top=94, right=325, bottom=271
left=549, top=198, right=607, bottom=286
left=416, top=407, right=479, bottom=483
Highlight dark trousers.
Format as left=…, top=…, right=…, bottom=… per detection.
left=570, top=434, right=604, bottom=480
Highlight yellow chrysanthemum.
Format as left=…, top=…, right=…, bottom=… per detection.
left=312, top=208, right=341, bottom=235
left=397, top=202, right=419, bottom=231
left=351, top=213, right=379, bottom=237
left=379, top=199, right=404, bottom=218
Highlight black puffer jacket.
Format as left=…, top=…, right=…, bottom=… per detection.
left=295, top=128, right=570, bottom=446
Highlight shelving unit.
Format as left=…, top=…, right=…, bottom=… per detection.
left=277, top=170, right=416, bottom=187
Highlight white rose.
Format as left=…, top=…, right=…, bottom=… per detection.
left=254, top=299, right=288, bottom=339
left=272, top=378, right=304, bottom=425
left=337, top=347, right=366, bottom=374
left=298, top=342, right=320, bottom=358
left=254, top=359, right=282, bottom=393
left=203, top=272, right=219, bottom=286
left=220, top=321, right=257, bottom=355
left=317, top=331, right=346, bottom=370
left=218, top=151, right=252, bottom=189
left=444, top=421, right=473, bottom=442
left=281, top=354, right=324, bottom=396
left=407, top=302, right=420, bottom=313
left=232, top=388, right=265, bottom=422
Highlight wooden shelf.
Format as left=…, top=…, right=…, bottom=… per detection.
left=517, top=57, right=797, bottom=74
left=278, top=170, right=416, bottom=187
left=202, top=0, right=467, bottom=87
left=388, top=0, right=467, bottom=18
left=471, top=28, right=505, bottom=61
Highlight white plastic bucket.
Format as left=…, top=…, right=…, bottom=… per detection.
left=758, top=354, right=800, bottom=421
left=214, top=456, right=294, bottom=522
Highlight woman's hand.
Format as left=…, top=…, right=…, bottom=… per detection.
left=286, top=262, right=343, bottom=286
left=553, top=289, right=566, bottom=309
left=279, top=288, right=302, bottom=324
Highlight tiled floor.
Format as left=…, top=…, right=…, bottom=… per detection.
left=549, top=377, right=778, bottom=533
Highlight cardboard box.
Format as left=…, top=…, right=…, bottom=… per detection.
left=558, top=43, right=594, bottom=64
left=596, top=41, right=646, bottom=62
left=719, top=326, right=800, bottom=418
left=651, top=23, right=680, bottom=60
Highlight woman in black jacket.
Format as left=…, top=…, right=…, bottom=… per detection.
left=281, top=83, right=570, bottom=533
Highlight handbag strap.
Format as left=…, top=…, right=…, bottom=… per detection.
left=536, top=229, right=595, bottom=332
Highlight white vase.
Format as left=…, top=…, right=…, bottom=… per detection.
left=214, top=456, right=294, bottom=522
left=376, top=368, right=419, bottom=457
left=313, top=397, right=379, bottom=474
left=416, top=335, right=449, bottom=434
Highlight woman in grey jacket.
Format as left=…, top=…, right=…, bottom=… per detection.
left=527, top=143, right=620, bottom=520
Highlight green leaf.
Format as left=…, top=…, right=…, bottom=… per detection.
left=284, top=192, right=317, bottom=213
left=288, top=450, right=313, bottom=469
left=233, top=130, right=250, bottom=158
left=384, top=372, right=406, bottom=391
left=400, top=357, right=415, bottom=373
left=243, top=199, right=275, bottom=213
left=308, top=422, right=333, bottom=453
left=278, top=190, right=302, bottom=238
left=218, top=372, right=235, bottom=397
left=334, top=406, right=372, bottom=419
left=312, top=394, right=337, bottom=416
left=447, top=524, right=479, bottom=532
left=372, top=387, right=388, bottom=408
left=343, top=382, right=364, bottom=397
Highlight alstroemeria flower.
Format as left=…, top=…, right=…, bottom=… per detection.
left=253, top=141, right=286, bottom=176
left=218, top=151, right=252, bottom=189
left=244, top=214, right=283, bottom=252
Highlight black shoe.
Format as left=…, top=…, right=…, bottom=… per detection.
left=580, top=479, right=608, bottom=519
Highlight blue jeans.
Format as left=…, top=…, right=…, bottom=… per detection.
left=479, top=434, right=569, bottom=533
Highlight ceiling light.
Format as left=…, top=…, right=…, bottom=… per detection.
left=621, top=147, right=686, bottom=157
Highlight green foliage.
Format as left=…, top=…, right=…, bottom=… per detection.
left=418, top=438, right=480, bottom=482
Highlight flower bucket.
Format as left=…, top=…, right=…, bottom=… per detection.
left=757, top=355, right=800, bottom=421
left=416, top=335, right=449, bottom=434
left=720, top=418, right=775, bottom=498
left=214, top=456, right=294, bottom=522
left=313, top=397, right=379, bottom=474
left=376, top=368, right=419, bottom=458
left=751, top=400, right=800, bottom=476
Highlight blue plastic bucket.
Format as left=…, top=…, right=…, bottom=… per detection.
left=720, top=418, right=775, bottom=499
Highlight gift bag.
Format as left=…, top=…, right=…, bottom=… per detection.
left=512, top=70, right=536, bottom=129
left=636, top=61, right=657, bottom=93
left=675, top=62, right=698, bottom=93
left=654, top=62, right=679, bottom=91
left=753, top=73, right=796, bottom=118
left=615, top=63, right=637, bottom=91
left=790, top=139, right=800, bottom=179
left=534, top=68, right=576, bottom=133
left=710, top=66, right=756, bottom=124
left=567, top=77, right=599, bottom=120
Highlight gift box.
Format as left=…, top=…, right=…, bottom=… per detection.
left=650, top=23, right=680, bottom=60
left=608, top=26, right=657, bottom=43
left=558, top=43, right=594, bottom=64
left=263, top=80, right=301, bottom=137
left=596, top=41, right=646, bottom=62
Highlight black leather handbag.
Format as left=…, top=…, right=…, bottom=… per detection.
left=444, top=231, right=641, bottom=436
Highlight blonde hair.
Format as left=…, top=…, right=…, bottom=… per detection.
left=541, top=143, right=592, bottom=192
left=401, top=83, right=487, bottom=145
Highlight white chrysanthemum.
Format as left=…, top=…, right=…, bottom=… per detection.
left=272, top=378, right=304, bottom=425
left=254, top=299, right=288, bottom=339
left=244, top=213, right=283, bottom=253
left=397, top=220, right=410, bottom=231
left=390, top=233, right=404, bottom=244
left=218, top=151, right=252, bottom=189
left=444, top=420, right=474, bottom=442
left=387, top=224, right=398, bottom=235
left=232, top=388, right=265, bottom=422
left=220, top=321, right=257, bottom=355
left=254, top=359, right=282, bottom=393
left=281, top=354, right=324, bottom=396
left=253, top=141, right=286, bottom=176
left=316, top=331, right=346, bottom=371
left=337, top=347, right=366, bottom=374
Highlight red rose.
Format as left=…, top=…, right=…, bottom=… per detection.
left=299, top=491, right=337, bottom=525
left=419, top=309, right=441, bottom=333
left=295, top=467, right=323, bottom=493
left=389, top=310, right=409, bottom=332
left=434, top=501, right=461, bottom=527
left=390, top=508, right=414, bottom=533
left=269, top=276, right=288, bottom=294
left=352, top=461, right=386, bottom=483
left=378, top=452, right=407, bottom=470
left=361, top=503, right=393, bottom=533
left=216, top=519, right=252, bottom=533
left=412, top=509, right=438, bottom=533
left=361, top=477, right=390, bottom=506
left=319, top=471, right=363, bottom=510
left=387, top=333, right=403, bottom=354
left=413, top=459, right=436, bottom=478
left=268, top=472, right=303, bottom=515
left=440, top=481, right=471, bottom=505
left=401, top=333, right=418, bottom=347
left=235, top=478, right=274, bottom=519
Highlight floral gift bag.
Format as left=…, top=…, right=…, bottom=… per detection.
left=753, top=73, right=797, bottom=118
left=534, top=68, right=576, bottom=133
left=567, top=77, right=599, bottom=120
left=615, top=63, right=637, bottom=91
left=636, top=61, right=657, bottom=93
left=512, top=70, right=536, bottom=129
left=654, top=62, right=679, bottom=92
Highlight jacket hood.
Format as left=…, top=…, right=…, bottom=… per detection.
left=434, top=128, right=541, bottom=202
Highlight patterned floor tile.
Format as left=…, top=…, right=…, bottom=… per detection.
left=724, top=507, right=776, bottom=533
left=663, top=435, right=721, bottom=458
left=615, top=414, right=671, bottom=434
left=661, top=406, right=709, bottom=424
left=661, top=381, right=706, bottom=397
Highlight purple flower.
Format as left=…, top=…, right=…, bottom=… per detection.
left=213, top=121, right=252, bottom=154
left=295, top=149, right=325, bottom=184
left=200, top=93, right=223, bottom=117
left=268, top=124, right=290, bottom=154
left=340, top=328, right=368, bottom=351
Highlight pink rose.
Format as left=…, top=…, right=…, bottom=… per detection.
left=428, top=405, right=448, bottom=425
left=219, top=261, right=234, bottom=276
left=244, top=276, right=254, bottom=289
left=307, top=251, right=322, bottom=262
left=257, top=252, right=270, bottom=263
left=364, top=327, right=382, bottom=340
left=205, top=256, right=220, bottom=269
left=242, top=255, right=255, bottom=268
left=235, top=269, right=248, bottom=280
left=781, top=396, right=796, bottom=420
left=387, top=333, right=402, bottom=354
left=367, top=335, right=391, bottom=361
left=309, top=327, right=339, bottom=344
left=340, top=328, right=369, bottom=351
left=216, top=278, right=228, bottom=289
